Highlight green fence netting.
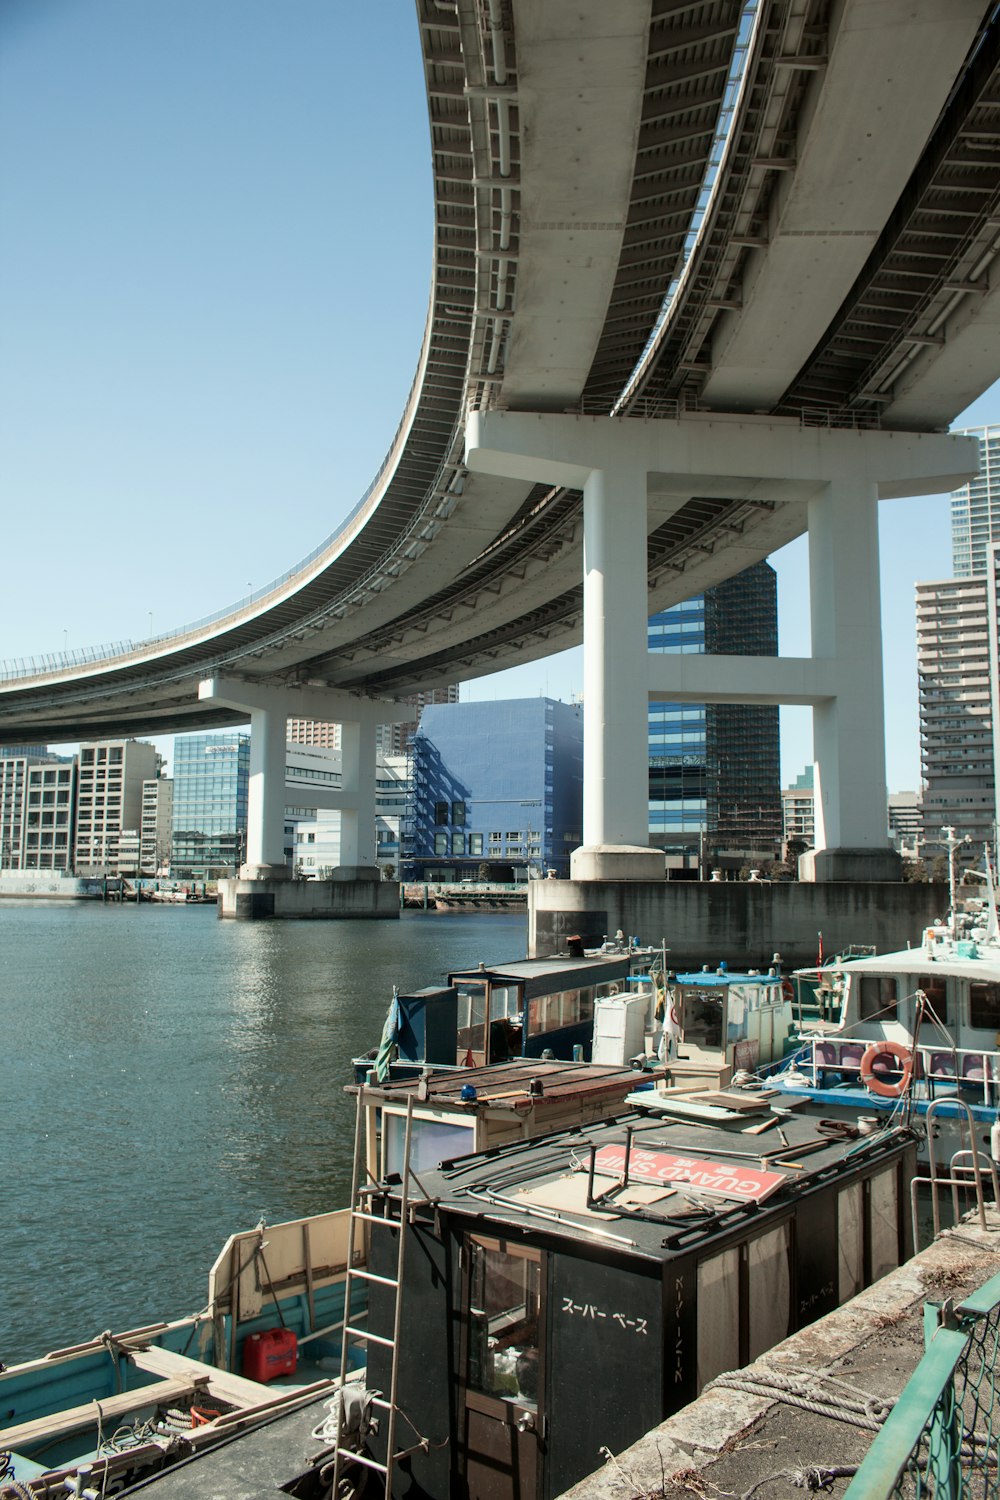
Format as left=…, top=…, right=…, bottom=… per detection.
left=846, top=1265, right=1000, bottom=1499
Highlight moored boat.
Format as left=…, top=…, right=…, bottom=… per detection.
left=767, top=836, right=1000, bottom=1173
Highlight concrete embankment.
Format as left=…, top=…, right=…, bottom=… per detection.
left=560, top=1207, right=1000, bottom=1500
left=531, top=879, right=947, bottom=968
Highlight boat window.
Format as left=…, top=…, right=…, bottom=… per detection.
left=467, top=1240, right=541, bottom=1408
left=456, top=986, right=487, bottom=1054
left=527, top=987, right=594, bottom=1036
left=970, top=981, right=1000, bottom=1030
left=489, top=984, right=520, bottom=1021
left=696, top=1248, right=739, bottom=1389
left=858, top=976, right=897, bottom=1020
left=916, top=976, right=949, bottom=1026
left=748, top=1225, right=790, bottom=1361
left=680, top=989, right=723, bottom=1050
left=383, top=1113, right=475, bottom=1175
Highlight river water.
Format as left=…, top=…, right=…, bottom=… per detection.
left=0, top=900, right=526, bottom=1366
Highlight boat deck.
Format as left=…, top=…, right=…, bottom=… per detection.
left=121, top=1388, right=334, bottom=1498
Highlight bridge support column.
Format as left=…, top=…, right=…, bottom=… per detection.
left=246, top=705, right=291, bottom=879
left=198, top=676, right=410, bottom=888
left=466, top=409, right=978, bottom=884
left=338, top=717, right=378, bottom=875
left=799, top=478, right=899, bottom=882
left=575, top=463, right=665, bottom=879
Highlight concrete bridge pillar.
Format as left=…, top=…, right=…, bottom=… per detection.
left=198, top=676, right=410, bottom=883
left=338, top=716, right=378, bottom=872
left=246, top=704, right=291, bottom=878
left=466, top=410, right=978, bottom=882
left=578, top=463, right=664, bottom=878
left=801, top=478, right=896, bottom=880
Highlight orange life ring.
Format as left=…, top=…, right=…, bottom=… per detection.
left=860, top=1040, right=913, bottom=1098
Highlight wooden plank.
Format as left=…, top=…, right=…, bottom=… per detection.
left=126, top=1346, right=278, bottom=1408
left=0, top=1375, right=198, bottom=1449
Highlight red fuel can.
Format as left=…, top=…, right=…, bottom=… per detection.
left=242, top=1327, right=298, bottom=1383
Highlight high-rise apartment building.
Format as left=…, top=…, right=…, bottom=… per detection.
left=648, top=562, right=781, bottom=864
left=140, top=777, right=174, bottom=875
left=951, top=425, right=1000, bottom=577
left=916, top=577, right=995, bottom=848
left=286, top=720, right=341, bottom=750
left=171, top=732, right=250, bottom=878
left=74, top=740, right=158, bottom=875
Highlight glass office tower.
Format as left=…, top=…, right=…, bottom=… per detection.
left=648, top=562, right=782, bottom=867
left=171, top=731, right=250, bottom=878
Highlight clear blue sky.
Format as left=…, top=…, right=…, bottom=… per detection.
left=2, top=2, right=997, bottom=791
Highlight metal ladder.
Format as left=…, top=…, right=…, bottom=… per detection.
left=331, top=1087, right=429, bottom=1499
left=911, top=1096, right=1000, bottom=1250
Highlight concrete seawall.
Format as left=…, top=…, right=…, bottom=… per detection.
left=217, top=877, right=400, bottom=920
left=530, top=879, right=948, bottom=967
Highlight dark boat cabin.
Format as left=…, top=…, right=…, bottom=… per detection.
left=386, top=954, right=633, bottom=1072
left=360, top=1108, right=916, bottom=1499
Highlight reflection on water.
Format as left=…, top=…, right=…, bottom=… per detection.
left=0, top=902, right=526, bottom=1364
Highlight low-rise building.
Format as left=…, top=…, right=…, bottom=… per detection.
left=781, top=767, right=815, bottom=854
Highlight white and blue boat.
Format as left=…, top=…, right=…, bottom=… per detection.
left=769, top=839, right=1000, bottom=1171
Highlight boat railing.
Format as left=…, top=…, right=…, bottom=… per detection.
left=795, top=1035, right=1000, bottom=1107
left=916, top=1098, right=999, bottom=1250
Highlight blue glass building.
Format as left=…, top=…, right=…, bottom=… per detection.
left=649, top=562, right=781, bottom=864
left=171, top=731, right=250, bottom=878
left=409, top=698, right=583, bottom=879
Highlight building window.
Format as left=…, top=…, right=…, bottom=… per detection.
left=452, top=832, right=465, bottom=856
left=434, top=833, right=448, bottom=855
left=434, top=801, right=449, bottom=826
left=469, top=833, right=483, bottom=856
left=452, top=800, right=466, bottom=827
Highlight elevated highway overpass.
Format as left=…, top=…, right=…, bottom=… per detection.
left=2, top=0, right=999, bottom=880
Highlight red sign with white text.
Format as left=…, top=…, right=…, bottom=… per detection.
left=593, top=1144, right=786, bottom=1203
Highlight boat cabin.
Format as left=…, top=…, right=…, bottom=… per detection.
left=360, top=1105, right=916, bottom=1499
left=660, top=968, right=793, bottom=1088
left=364, top=954, right=634, bottom=1077
left=354, top=1058, right=666, bottom=1180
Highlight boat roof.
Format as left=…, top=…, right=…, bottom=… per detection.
left=391, top=1103, right=913, bottom=1265
left=803, top=946, right=1000, bottom=982
left=353, top=1059, right=666, bottom=1113
left=672, top=970, right=782, bottom=989
left=448, top=954, right=631, bottom=985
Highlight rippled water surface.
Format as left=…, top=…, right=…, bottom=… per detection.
left=0, top=901, right=525, bottom=1364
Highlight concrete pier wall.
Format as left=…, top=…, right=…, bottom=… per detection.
left=529, top=879, right=947, bottom=967
left=218, top=877, right=400, bottom=921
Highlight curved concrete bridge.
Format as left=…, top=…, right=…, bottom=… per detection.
left=3, top=0, right=999, bottom=881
